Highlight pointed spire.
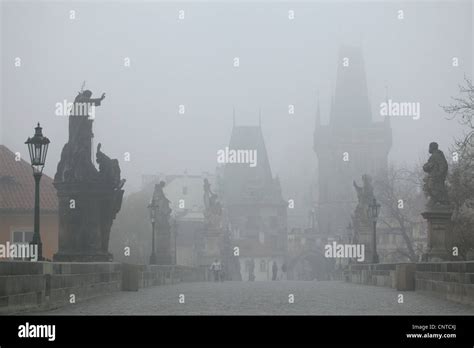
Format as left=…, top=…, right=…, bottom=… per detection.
left=232, top=106, right=236, bottom=128
left=332, top=45, right=371, bottom=127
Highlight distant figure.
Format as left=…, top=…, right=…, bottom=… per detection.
left=210, top=259, right=221, bottom=282
left=272, top=261, right=278, bottom=281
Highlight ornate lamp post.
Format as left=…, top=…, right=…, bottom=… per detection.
left=368, top=197, right=381, bottom=264
left=148, top=199, right=158, bottom=264
left=25, top=123, right=50, bottom=261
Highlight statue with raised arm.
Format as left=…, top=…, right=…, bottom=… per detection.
left=53, top=86, right=125, bottom=262
left=55, top=88, right=106, bottom=183
left=423, top=142, right=449, bottom=208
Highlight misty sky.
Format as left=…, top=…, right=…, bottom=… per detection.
left=1, top=0, right=473, bottom=199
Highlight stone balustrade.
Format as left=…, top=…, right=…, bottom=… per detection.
left=0, top=261, right=204, bottom=314
left=344, top=261, right=474, bottom=305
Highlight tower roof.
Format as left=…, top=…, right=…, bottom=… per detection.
left=222, top=125, right=280, bottom=205
left=330, top=45, right=372, bottom=128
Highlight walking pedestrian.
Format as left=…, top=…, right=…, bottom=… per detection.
left=272, top=261, right=278, bottom=281
left=210, top=259, right=220, bottom=282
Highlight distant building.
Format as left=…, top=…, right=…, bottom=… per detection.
left=314, top=46, right=392, bottom=237
left=220, top=121, right=288, bottom=281
left=0, top=145, right=58, bottom=260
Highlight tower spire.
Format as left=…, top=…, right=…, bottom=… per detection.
left=233, top=106, right=236, bottom=128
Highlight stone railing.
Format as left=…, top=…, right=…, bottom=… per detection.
left=344, top=261, right=474, bottom=305
left=344, top=263, right=398, bottom=289
left=0, top=261, right=122, bottom=314
left=0, top=261, right=205, bottom=314
left=416, top=261, right=474, bottom=306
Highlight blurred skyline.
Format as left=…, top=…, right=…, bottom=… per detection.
left=1, top=0, right=473, bottom=197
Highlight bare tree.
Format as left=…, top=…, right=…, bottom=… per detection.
left=443, top=77, right=474, bottom=259
left=374, top=165, right=425, bottom=262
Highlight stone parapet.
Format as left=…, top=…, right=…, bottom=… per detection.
left=415, top=261, right=474, bottom=306
left=0, top=261, right=122, bottom=314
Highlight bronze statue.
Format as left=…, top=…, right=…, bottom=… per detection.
left=422, top=142, right=449, bottom=208
left=53, top=88, right=125, bottom=262
left=55, top=89, right=105, bottom=183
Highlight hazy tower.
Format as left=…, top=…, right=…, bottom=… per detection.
left=313, top=46, right=392, bottom=237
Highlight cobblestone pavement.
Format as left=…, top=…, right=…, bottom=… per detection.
left=38, top=281, right=474, bottom=315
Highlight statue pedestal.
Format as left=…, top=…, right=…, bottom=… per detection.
left=53, top=181, right=123, bottom=262
left=422, top=208, right=452, bottom=262
left=353, top=219, right=373, bottom=263
left=155, top=224, right=172, bottom=265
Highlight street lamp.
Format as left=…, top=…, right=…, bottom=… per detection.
left=367, top=197, right=381, bottom=264
left=148, top=199, right=158, bottom=264
left=25, top=123, right=50, bottom=261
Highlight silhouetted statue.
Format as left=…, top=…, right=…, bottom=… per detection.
left=353, top=174, right=374, bottom=207
left=54, top=88, right=125, bottom=262
left=351, top=174, right=375, bottom=256
left=151, top=181, right=172, bottom=264
left=423, top=142, right=449, bottom=208
left=153, top=181, right=172, bottom=228
left=55, top=90, right=105, bottom=183
left=203, top=178, right=223, bottom=227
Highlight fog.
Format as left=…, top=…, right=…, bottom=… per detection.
left=1, top=0, right=473, bottom=199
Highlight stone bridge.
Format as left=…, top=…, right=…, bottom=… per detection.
left=1, top=260, right=474, bottom=315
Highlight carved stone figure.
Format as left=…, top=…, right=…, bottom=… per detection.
left=354, top=175, right=374, bottom=202
left=422, top=142, right=449, bottom=208
left=353, top=174, right=375, bottom=219
left=53, top=88, right=125, bottom=262
left=152, top=181, right=172, bottom=264
left=153, top=181, right=172, bottom=228
left=203, top=178, right=223, bottom=227
left=351, top=174, right=375, bottom=262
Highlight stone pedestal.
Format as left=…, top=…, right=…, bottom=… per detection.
left=155, top=224, right=172, bottom=265
left=353, top=221, right=373, bottom=263
left=53, top=181, right=123, bottom=262
left=422, top=208, right=453, bottom=262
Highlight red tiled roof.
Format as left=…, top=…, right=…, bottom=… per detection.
left=0, top=145, right=58, bottom=212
